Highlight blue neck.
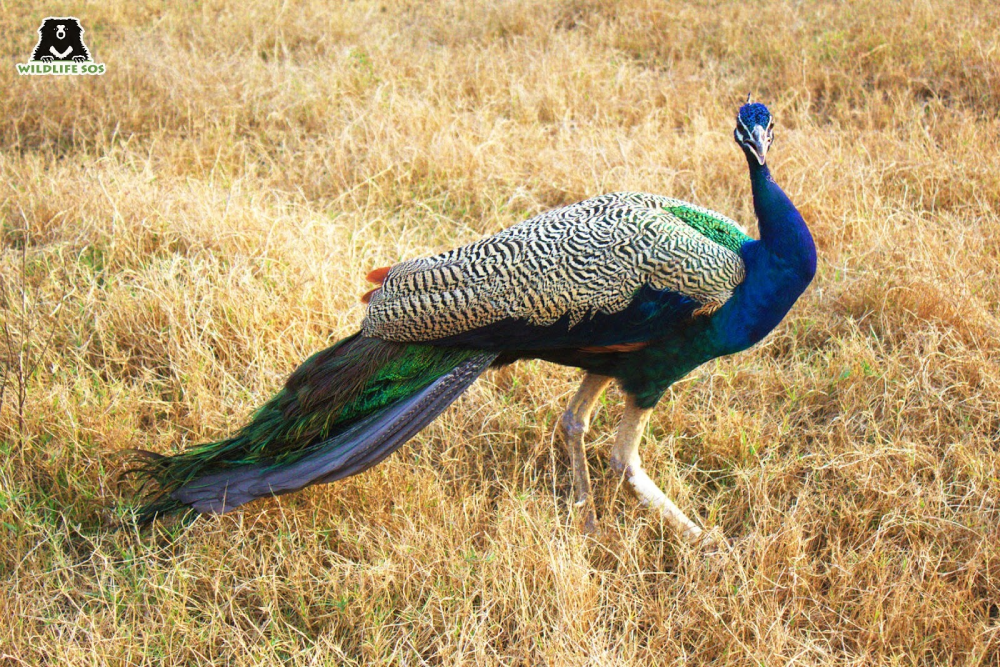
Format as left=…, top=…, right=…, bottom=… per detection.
left=714, top=152, right=817, bottom=351
left=748, top=157, right=815, bottom=266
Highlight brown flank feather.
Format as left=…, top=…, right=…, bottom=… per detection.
left=578, top=342, right=650, bottom=354
left=366, top=266, right=392, bottom=283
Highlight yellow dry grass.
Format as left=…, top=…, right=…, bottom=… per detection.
left=2, top=0, right=1000, bottom=664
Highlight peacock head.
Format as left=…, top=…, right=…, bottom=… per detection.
left=734, top=96, right=774, bottom=166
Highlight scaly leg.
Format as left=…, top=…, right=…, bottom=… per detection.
left=609, top=394, right=708, bottom=544
left=558, top=373, right=612, bottom=532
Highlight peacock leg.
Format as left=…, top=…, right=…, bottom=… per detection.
left=558, top=373, right=612, bottom=532
left=609, top=395, right=709, bottom=545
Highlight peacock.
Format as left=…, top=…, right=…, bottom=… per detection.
left=134, top=99, right=816, bottom=544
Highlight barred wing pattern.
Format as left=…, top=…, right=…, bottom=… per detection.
left=362, top=192, right=751, bottom=344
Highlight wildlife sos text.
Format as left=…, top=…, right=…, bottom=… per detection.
left=17, top=62, right=105, bottom=75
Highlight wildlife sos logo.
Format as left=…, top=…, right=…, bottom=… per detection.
left=16, top=18, right=105, bottom=76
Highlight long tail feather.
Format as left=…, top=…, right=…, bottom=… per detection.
left=131, top=334, right=496, bottom=522
left=170, top=352, right=493, bottom=513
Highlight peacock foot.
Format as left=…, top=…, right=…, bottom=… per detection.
left=610, top=458, right=714, bottom=547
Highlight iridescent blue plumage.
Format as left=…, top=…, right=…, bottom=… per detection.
left=738, top=102, right=772, bottom=129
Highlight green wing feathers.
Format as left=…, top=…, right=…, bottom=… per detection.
left=665, top=204, right=752, bottom=253
left=133, top=334, right=488, bottom=520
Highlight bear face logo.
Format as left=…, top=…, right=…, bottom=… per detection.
left=30, top=17, right=91, bottom=63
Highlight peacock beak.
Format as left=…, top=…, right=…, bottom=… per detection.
left=746, top=125, right=770, bottom=165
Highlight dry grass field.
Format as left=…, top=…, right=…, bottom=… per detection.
left=2, top=0, right=1000, bottom=664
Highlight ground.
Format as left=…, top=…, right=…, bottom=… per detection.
left=2, top=1, right=1000, bottom=665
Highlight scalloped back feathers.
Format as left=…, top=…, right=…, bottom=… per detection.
left=363, top=192, right=751, bottom=344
